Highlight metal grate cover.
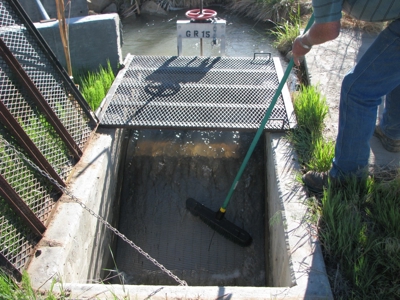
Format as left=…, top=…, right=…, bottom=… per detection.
left=98, top=55, right=295, bottom=131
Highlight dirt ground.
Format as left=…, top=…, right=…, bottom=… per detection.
left=306, top=27, right=376, bottom=141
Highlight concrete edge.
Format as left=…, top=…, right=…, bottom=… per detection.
left=27, top=128, right=126, bottom=289
left=273, top=57, right=297, bottom=130
left=266, top=132, right=333, bottom=299
left=60, top=284, right=325, bottom=299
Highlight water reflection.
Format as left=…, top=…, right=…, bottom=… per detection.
left=131, top=129, right=244, bottom=158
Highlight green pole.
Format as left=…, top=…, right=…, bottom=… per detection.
left=220, top=14, right=315, bottom=211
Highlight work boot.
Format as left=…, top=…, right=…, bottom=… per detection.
left=374, top=126, right=400, bottom=152
left=302, top=171, right=329, bottom=195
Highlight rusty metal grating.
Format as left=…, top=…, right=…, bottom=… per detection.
left=0, top=126, right=57, bottom=223
left=0, top=0, right=97, bottom=275
left=98, top=54, right=295, bottom=131
left=0, top=195, right=39, bottom=273
left=0, top=131, right=47, bottom=272
left=0, top=0, right=95, bottom=154
left=0, top=60, right=75, bottom=180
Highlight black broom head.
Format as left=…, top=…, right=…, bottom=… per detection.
left=186, top=198, right=252, bottom=247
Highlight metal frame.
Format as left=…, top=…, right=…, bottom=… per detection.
left=0, top=0, right=99, bottom=275
left=0, top=100, right=65, bottom=188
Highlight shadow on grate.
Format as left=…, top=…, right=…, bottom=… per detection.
left=98, top=55, right=295, bottom=132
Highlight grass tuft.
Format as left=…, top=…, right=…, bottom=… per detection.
left=75, top=60, right=115, bottom=111
left=292, top=85, right=329, bottom=133
left=0, top=269, right=71, bottom=299
left=287, top=85, right=330, bottom=167
left=289, top=84, right=400, bottom=299
left=269, top=7, right=301, bottom=54
left=307, top=137, right=335, bottom=171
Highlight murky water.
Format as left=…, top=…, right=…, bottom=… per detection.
left=113, top=8, right=279, bottom=286
left=120, top=5, right=280, bottom=58
left=116, top=129, right=266, bottom=286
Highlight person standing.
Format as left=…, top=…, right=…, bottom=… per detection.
left=292, top=0, right=400, bottom=194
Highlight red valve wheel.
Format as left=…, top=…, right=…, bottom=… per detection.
left=185, top=9, right=217, bottom=20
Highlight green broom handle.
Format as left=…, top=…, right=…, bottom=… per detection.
left=220, top=14, right=315, bottom=212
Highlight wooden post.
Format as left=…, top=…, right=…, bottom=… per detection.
left=55, top=0, right=72, bottom=77
left=135, top=0, right=140, bottom=14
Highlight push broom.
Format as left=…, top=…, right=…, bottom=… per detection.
left=187, top=15, right=315, bottom=247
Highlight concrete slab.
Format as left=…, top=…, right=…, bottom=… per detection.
left=27, top=128, right=126, bottom=286
left=34, top=14, right=123, bottom=73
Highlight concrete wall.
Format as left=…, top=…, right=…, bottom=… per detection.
left=18, top=0, right=88, bottom=23
left=266, top=132, right=333, bottom=298
left=27, top=128, right=126, bottom=285
left=265, top=133, right=293, bottom=287
left=34, top=14, right=123, bottom=74
left=27, top=128, right=333, bottom=299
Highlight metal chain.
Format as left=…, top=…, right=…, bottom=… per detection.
left=1, top=137, right=188, bottom=286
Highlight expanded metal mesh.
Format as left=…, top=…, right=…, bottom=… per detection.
left=0, top=195, right=38, bottom=272
left=0, top=128, right=52, bottom=271
left=99, top=55, right=292, bottom=131
left=0, top=127, right=57, bottom=223
left=0, top=59, right=75, bottom=179
left=0, top=0, right=94, bottom=153
left=0, top=0, right=96, bottom=274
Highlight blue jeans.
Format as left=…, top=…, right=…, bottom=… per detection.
left=330, top=18, right=400, bottom=179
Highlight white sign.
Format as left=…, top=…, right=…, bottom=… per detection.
left=177, top=19, right=226, bottom=39
left=177, top=19, right=226, bottom=55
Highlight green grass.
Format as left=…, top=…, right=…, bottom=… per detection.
left=307, top=137, right=335, bottom=171
left=75, top=61, right=115, bottom=111
left=0, top=269, right=70, bottom=300
left=269, top=5, right=301, bottom=54
left=290, top=84, right=400, bottom=299
left=0, top=269, right=22, bottom=300
left=320, top=178, right=400, bottom=299
left=270, top=20, right=299, bottom=54
left=292, top=85, right=329, bottom=133
left=287, top=85, right=330, bottom=167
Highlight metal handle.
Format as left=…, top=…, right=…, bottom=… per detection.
left=253, top=52, right=271, bottom=61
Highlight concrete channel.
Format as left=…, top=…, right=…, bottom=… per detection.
left=24, top=5, right=333, bottom=300
left=27, top=122, right=333, bottom=299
